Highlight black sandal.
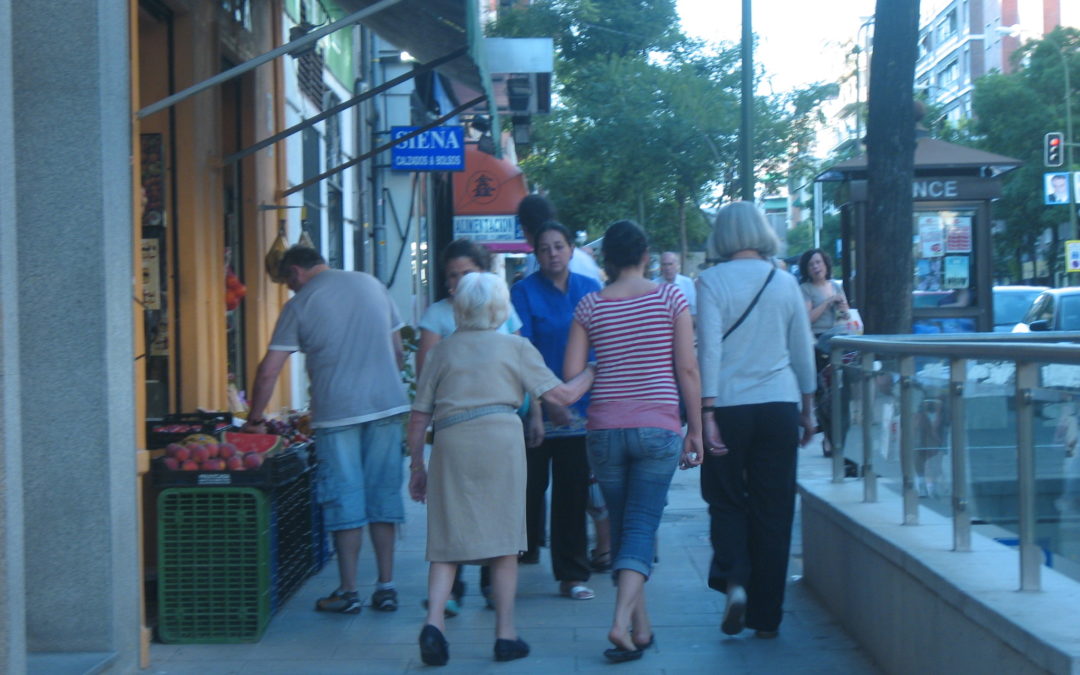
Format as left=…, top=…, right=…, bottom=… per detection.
left=590, top=549, right=611, bottom=572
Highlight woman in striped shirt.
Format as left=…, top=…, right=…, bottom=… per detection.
left=564, top=220, right=703, bottom=663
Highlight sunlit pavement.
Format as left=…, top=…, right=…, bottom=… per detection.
left=148, top=436, right=880, bottom=674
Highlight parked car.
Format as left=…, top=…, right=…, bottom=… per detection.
left=993, top=285, right=1048, bottom=332
left=1011, top=287, right=1080, bottom=332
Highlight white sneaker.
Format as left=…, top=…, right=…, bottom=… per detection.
left=721, top=585, right=747, bottom=635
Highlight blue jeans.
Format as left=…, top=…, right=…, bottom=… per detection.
left=586, top=427, right=680, bottom=579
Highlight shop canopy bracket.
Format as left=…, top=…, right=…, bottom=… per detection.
left=281, top=95, right=485, bottom=198
left=135, top=0, right=404, bottom=119
left=223, top=46, right=468, bottom=166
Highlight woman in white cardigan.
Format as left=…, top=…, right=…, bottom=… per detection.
left=695, top=201, right=817, bottom=640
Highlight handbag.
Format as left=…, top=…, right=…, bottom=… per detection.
left=723, top=267, right=776, bottom=340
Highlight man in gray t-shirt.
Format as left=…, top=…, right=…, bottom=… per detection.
left=245, top=246, right=409, bottom=615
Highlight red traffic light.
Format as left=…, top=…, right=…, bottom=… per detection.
left=1045, top=132, right=1064, bottom=167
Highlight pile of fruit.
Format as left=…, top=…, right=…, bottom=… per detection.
left=264, top=415, right=312, bottom=446
left=160, top=432, right=283, bottom=472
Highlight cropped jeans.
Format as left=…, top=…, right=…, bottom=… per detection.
left=586, top=427, right=680, bottom=579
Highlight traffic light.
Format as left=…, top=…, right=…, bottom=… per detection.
left=1045, top=132, right=1064, bottom=167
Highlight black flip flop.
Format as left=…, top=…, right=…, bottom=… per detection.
left=603, top=644, right=644, bottom=663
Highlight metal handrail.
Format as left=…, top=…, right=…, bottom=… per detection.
left=825, top=331, right=1080, bottom=592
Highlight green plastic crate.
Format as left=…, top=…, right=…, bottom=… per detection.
left=157, top=487, right=271, bottom=643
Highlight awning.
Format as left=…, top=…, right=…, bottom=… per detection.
left=452, top=145, right=530, bottom=252
left=817, top=136, right=1023, bottom=182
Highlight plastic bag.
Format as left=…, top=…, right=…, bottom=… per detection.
left=845, top=308, right=864, bottom=335
left=265, top=227, right=290, bottom=283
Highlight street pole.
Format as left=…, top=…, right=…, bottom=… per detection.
left=1061, top=47, right=1077, bottom=243
left=740, top=0, right=754, bottom=202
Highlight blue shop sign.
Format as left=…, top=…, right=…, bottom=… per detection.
left=390, top=126, right=465, bottom=171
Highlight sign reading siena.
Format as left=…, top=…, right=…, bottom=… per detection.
left=390, top=126, right=465, bottom=171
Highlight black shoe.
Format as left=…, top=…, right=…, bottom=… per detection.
left=603, top=645, right=644, bottom=663
left=371, top=588, right=398, bottom=612
left=494, top=637, right=530, bottom=662
left=419, top=625, right=449, bottom=666
left=518, top=549, right=540, bottom=564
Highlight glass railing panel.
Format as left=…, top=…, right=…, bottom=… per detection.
left=908, top=356, right=952, bottom=517
left=962, top=358, right=1019, bottom=532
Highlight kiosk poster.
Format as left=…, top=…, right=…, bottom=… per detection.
left=944, top=255, right=969, bottom=289
left=918, top=215, right=944, bottom=257
left=944, top=216, right=972, bottom=253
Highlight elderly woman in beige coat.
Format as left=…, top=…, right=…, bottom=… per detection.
left=406, top=272, right=594, bottom=667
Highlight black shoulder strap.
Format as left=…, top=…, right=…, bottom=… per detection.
left=723, top=267, right=776, bottom=341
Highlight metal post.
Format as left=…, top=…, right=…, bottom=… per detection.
left=1062, top=46, right=1077, bottom=243
left=1015, top=362, right=1040, bottom=591
left=950, top=358, right=970, bottom=551
left=862, top=351, right=877, bottom=502
left=899, top=356, right=918, bottom=524
left=813, top=181, right=823, bottom=249
left=740, top=0, right=754, bottom=202
left=136, top=0, right=404, bottom=119
left=831, top=344, right=846, bottom=482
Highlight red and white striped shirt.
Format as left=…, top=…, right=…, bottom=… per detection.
left=573, top=283, right=689, bottom=432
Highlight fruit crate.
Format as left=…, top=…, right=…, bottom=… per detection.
left=147, top=412, right=232, bottom=449
left=157, top=487, right=271, bottom=643
left=151, top=444, right=307, bottom=489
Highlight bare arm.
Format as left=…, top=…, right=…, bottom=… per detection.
left=415, top=329, right=441, bottom=377
left=392, top=330, right=406, bottom=371
left=673, top=309, right=704, bottom=467
left=244, top=349, right=291, bottom=429
left=563, top=320, right=590, bottom=381
left=542, top=365, right=595, bottom=407
left=406, top=410, right=433, bottom=503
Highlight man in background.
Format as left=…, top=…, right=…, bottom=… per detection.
left=657, top=251, right=697, bottom=317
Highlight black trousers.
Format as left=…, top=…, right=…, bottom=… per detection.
left=701, top=402, right=799, bottom=632
left=525, top=435, right=592, bottom=582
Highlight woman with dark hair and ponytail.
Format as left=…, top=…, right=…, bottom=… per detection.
left=564, top=220, right=703, bottom=663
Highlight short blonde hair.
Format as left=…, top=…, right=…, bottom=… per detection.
left=453, top=272, right=509, bottom=330
left=707, top=201, right=779, bottom=261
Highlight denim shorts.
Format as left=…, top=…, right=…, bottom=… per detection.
left=586, top=427, right=680, bottom=579
left=314, top=415, right=405, bottom=531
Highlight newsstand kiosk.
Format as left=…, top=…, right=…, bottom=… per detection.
left=817, top=132, right=1021, bottom=333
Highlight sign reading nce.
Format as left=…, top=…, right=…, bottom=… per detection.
left=390, top=126, right=465, bottom=171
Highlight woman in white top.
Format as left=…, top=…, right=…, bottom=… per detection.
left=696, top=201, right=817, bottom=640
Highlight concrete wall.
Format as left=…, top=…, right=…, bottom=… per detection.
left=4, top=0, right=139, bottom=671
left=800, top=458, right=1080, bottom=675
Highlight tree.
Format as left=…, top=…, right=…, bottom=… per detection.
left=488, top=1, right=835, bottom=258
left=864, top=0, right=920, bottom=334
left=970, top=27, right=1080, bottom=284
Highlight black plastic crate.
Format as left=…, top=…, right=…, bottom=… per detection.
left=147, top=412, right=232, bottom=449
left=270, top=471, right=316, bottom=611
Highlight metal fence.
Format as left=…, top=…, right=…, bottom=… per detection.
left=827, top=332, right=1080, bottom=591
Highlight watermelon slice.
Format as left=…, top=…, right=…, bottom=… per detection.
left=223, top=431, right=284, bottom=456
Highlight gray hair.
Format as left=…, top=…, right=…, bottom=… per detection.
left=706, top=201, right=779, bottom=261
left=453, top=272, right=509, bottom=330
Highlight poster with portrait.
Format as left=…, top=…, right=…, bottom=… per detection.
left=1045, top=172, right=1072, bottom=205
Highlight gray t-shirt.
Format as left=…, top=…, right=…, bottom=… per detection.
left=269, top=269, right=410, bottom=428
left=800, top=280, right=844, bottom=336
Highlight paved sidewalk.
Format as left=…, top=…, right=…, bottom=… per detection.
left=149, top=441, right=880, bottom=674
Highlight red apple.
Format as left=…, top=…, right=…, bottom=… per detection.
left=191, top=446, right=209, bottom=463
left=226, top=455, right=244, bottom=471
left=162, top=457, right=179, bottom=471
left=204, top=458, right=226, bottom=471
left=218, top=443, right=238, bottom=459
left=165, top=443, right=186, bottom=458
left=170, top=445, right=190, bottom=462
left=180, top=460, right=199, bottom=471
left=205, top=443, right=220, bottom=459
left=243, top=452, right=264, bottom=469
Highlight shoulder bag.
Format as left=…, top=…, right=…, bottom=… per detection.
left=723, top=267, right=776, bottom=340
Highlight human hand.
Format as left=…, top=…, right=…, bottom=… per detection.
left=408, top=468, right=427, bottom=503
left=526, top=414, right=545, bottom=448
left=799, top=411, right=816, bottom=447
left=680, top=432, right=704, bottom=469
left=703, top=413, right=728, bottom=456
left=543, top=400, right=573, bottom=427
left=241, top=418, right=267, bottom=433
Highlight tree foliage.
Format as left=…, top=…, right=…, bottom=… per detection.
left=487, top=1, right=836, bottom=258
left=969, top=27, right=1080, bottom=283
